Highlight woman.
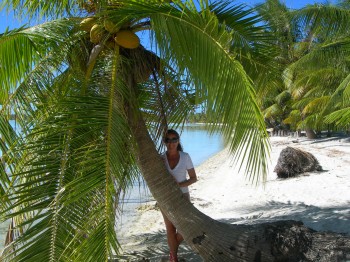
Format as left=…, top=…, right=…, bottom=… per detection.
left=161, top=129, right=198, bottom=262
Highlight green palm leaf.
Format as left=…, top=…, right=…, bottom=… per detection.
left=295, top=2, right=350, bottom=38
left=0, top=20, right=138, bottom=261
left=302, top=96, right=330, bottom=114
left=325, top=107, right=350, bottom=126
left=149, top=2, right=270, bottom=181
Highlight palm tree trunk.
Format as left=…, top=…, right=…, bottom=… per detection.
left=129, top=116, right=350, bottom=261
left=129, top=116, right=259, bottom=260
left=305, top=128, right=317, bottom=139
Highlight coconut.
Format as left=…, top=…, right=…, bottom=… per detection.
left=104, top=20, right=120, bottom=33
left=90, top=24, right=104, bottom=44
left=114, top=30, right=140, bottom=49
left=80, top=17, right=96, bottom=32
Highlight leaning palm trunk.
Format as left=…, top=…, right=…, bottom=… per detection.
left=130, top=115, right=350, bottom=261
left=130, top=116, right=259, bottom=261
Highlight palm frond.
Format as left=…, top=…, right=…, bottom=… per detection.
left=321, top=72, right=350, bottom=115
left=264, top=104, right=283, bottom=119
left=344, top=78, right=350, bottom=102
left=275, top=90, right=291, bottom=105
left=211, top=1, right=278, bottom=82
left=325, top=107, right=350, bottom=126
left=0, top=18, right=83, bottom=115
left=100, top=0, right=271, bottom=181
left=0, top=0, right=93, bottom=20
left=302, top=96, right=330, bottom=115
left=0, top=17, right=141, bottom=261
left=298, top=114, right=319, bottom=129
left=295, top=3, right=350, bottom=38
left=149, top=1, right=270, bottom=182
left=0, top=27, right=39, bottom=98
left=2, top=91, right=136, bottom=261
left=283, top=109, right=301, bottom=129
left=292, top=97, right=315, bottom=110
left=288, top=37, right=350, bottom=73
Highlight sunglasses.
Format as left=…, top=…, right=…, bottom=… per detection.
left=165, top=137, right=179, bottom=143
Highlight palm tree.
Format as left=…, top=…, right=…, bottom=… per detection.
left=255, top=0, right=324, bottom=138
left=288, top=1, right=350, bottom=133
left=0, top=1, right=349, bottom=261
left=253, top=0, right=303, bottom=133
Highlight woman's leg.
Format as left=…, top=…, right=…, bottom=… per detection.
left=161, top=211, right=179, bottom=261
left=161, top=193, right=191, bottom=261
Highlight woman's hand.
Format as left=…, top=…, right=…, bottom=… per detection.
left=178, top=168, right=197, bottom=187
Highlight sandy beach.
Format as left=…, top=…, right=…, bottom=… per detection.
left=116, top=136, right=350, bottom=261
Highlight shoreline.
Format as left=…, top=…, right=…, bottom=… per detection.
left=117, top=136, right=350, bottom=261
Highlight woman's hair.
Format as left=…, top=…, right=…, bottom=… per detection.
left=164, top=129, right=183, bottom=151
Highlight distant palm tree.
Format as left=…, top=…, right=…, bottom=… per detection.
left=289, top=1, right=350, bottom=132
left=255, top=0, right=336, bottom=138
left=0, top=0, right=272, bottom=261
left=254, top=0, right=304, bottom=133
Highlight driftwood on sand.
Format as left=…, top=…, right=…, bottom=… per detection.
left=274, top=147, right=323, bottom=178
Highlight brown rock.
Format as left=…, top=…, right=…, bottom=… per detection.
left=274, top=147, right=322, bottom=178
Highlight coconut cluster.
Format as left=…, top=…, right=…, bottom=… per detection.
left=80, top=17, right=140, bottom=49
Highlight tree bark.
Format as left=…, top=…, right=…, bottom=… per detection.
left=305, top=128, right=317, bottom=139
left=129, top=116, right=350, bottom=261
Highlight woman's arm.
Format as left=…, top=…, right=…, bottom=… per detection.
left=178, top=168, right=197, bottom=187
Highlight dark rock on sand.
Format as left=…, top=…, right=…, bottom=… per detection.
left=274, top=147, right=322, bottom=178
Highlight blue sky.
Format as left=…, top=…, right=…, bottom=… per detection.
left=0, top=0, right=332, bottom=34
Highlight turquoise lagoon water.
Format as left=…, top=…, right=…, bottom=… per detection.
left=0, top=124, right=225, bottom=251
left=121, top=124, right=225, bottom=203
left=179, top=124, right=225, bottom=167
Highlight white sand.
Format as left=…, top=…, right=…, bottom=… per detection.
left=118, top=136, right=350, bottom=261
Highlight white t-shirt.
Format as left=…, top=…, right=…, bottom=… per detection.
left=162, top=151, right=194, bottom=193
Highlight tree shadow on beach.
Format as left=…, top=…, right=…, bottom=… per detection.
left=112, top=201, right=349, bottom=261
left=309, top=136, right=350, bottom=144
left=219, top=200, right=350, bottom=236
left=111, top=230, right=202, bottom=262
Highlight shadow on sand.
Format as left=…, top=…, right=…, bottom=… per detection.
left=112, top=200, right=349, bottom=261
left=220, top=200, right=350, bottom=236
left=111, top=231, right=201, bottom=261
